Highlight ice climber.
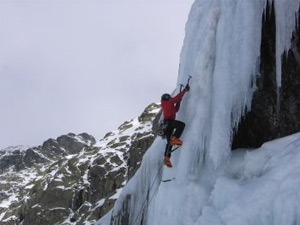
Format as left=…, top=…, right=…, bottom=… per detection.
left=160, top=83, right=190, bottom=167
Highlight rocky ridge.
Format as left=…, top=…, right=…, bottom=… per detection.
left=0, top=103, right=160, bottom=225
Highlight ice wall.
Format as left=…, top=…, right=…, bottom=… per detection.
left=177, top=0, right=300, bottom=171
left=176, top=0, right=265, bottom=174
left=274, top=0, right=300, bottom=88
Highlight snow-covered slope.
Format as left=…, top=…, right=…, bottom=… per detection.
left=107, top=0, right=300, bottom=225
left=146, top=132, right=300, bottom=225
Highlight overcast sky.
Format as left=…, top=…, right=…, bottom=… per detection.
left=0, top=0, right=193, bottom=148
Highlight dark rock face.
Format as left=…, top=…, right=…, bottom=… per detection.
left=24, top=148, right=46, bottom=167
left=138, top=103, right=160, bottom=123
left=127, top=104, right=158, bottom=179
left=41, top=133, right=96, bottom=158
left=127, top=132, right=154, bottom=180
left=42, top=138, right=68, bottom=157
left=232, top=3, right=300, bottom=149
left=152, top=110, right=162, bottom=135
left=0, top=147, right=46, bottom=172
left=0, top=133, right=96, bottom=173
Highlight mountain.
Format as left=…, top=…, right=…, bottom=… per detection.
left=0, top=103, right=160, bottom=225
left=106, top=0, right=300, bottom=225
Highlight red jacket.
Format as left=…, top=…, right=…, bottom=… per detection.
left=161, top=89, right=186, bottom=120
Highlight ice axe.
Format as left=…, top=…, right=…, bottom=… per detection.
left=177, top=75, right=192, bottom=108
left=180, top=84, right=184, bottom=92
left=179, top=75, right=192, bottom=91
left=187, top=75, right=192, bottom=85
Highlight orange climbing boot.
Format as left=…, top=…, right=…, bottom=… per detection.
left=171, top=136, right=183, bottom=146
left=164, top=156, right=173, bottom=167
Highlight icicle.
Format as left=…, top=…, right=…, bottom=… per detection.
left=273, top=0, right=300, bottom=117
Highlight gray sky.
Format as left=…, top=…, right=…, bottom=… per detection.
left=0, top=0, right=193, bottom=148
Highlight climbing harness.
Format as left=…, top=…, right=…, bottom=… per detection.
left=157, top=120, right=169, bottom=138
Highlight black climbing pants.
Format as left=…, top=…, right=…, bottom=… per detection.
left=164, top=119, right=185, bottom=157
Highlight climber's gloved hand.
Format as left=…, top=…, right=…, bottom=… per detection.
left=185, top=84, right=190, bottom=91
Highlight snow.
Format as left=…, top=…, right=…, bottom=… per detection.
left=0, top=194, right=18, bottom=208
left=204, top=134, right=300, bottom=225
left=55, top=186, right=66, bottom=189
left=25, top=184, right=35, bottom=189
left=66, top=154, right=77, bottom=160
left=49, top=207, right=67, bottom=211
left=0, top=145, right=31, bottom=152
left=0, top=213, right=5, bottom=221
left=32, top=204, right=40, bottom=208
left=74, top=135, right=93, bottom=146
left=2, top=215, right=18, bottom=222
left=109, top=188, right=123, bottom=200
left=96, top=199, right=106, bottom=208
left=0, top=167, right=41, bottom=215
left=106, top=0, right=300, bottom=225
left=110, top=132, right=300, bottom=225
left=82, top=169, right=90, bottom=185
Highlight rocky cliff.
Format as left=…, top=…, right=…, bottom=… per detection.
left=0, top=103, right=160, bottom=225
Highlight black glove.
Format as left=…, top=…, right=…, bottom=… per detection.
left=185, top=84, right=190, bottom=91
